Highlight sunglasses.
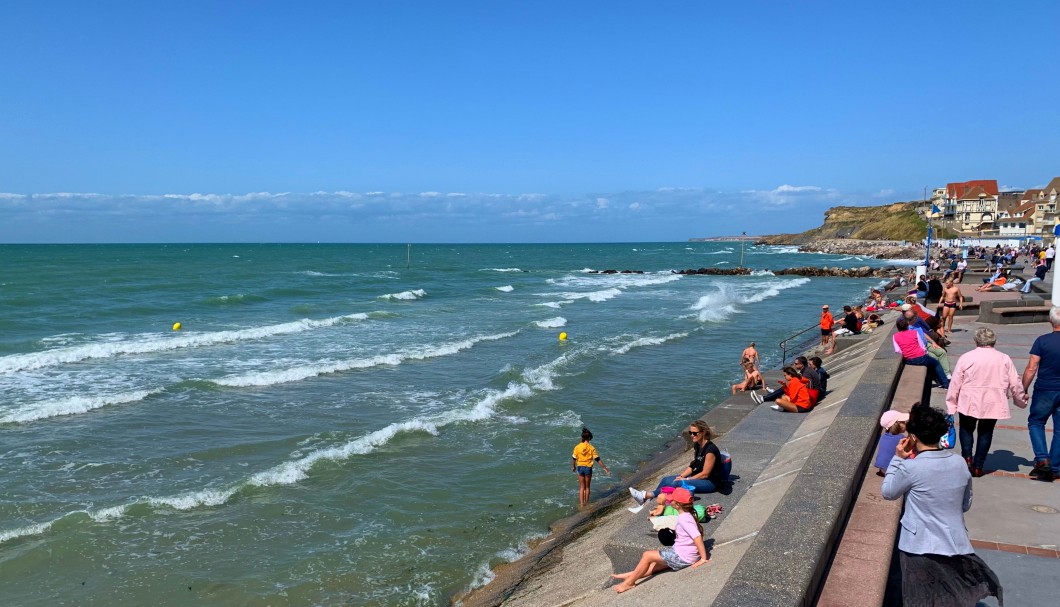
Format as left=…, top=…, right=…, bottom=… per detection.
left=689, top=431, right=701, bottom=436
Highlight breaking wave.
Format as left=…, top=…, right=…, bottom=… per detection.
left=212, top=331, right=519, bottom=387
left=691, top=278, right=811, bottom=322
left=611, top=332, right=689, bottom=355
left=533, top=317, right=567, bottom=329
left=0, top=389, right=164, bottom=424
left=0, top=313, right=371, bottom=374
left=378, top=289, right=427, bottom=301
left=495, top=285, right=514, bottom=292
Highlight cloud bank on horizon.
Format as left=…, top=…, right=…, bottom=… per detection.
left=0, top=185, right=914, bottom=243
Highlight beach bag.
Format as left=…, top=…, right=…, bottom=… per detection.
left=939, top=414, right=957, bottom=449
left=719, top=450, right=732, bottom=482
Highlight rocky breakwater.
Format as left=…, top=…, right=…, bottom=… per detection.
left=774, top=238, right=922, bottom=260
left=667, top=266, right=906, bottom=278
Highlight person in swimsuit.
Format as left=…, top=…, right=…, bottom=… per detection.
left=939, top=279, right=964, bottom=337
left=740, top=342, right=760, bottom=372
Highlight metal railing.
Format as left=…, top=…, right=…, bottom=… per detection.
left=778, top=323, right=822, bottom=365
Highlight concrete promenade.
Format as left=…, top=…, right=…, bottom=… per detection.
left=914, top=291, right=1059, bottom=607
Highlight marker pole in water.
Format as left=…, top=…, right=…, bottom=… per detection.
left=407, top=244, right=411, bottom=269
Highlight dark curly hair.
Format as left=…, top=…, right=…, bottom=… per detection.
left=906, top=403, right=948, bottom=446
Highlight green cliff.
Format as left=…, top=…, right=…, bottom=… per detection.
left=757, top=202, right=955, bottom=244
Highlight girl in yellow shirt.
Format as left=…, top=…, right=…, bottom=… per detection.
left=572, top=427, right=610, bottom=505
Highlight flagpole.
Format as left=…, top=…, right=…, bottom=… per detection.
left=925, top=188, right=933, bottom=268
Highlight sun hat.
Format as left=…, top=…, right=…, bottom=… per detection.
left=670, top=487, right=693, bottom=504
left=822, top=304, right=829, bottom=309
left=880, top=410, right=909, bottom=431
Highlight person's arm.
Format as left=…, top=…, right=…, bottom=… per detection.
left=893, top=334, right=902, bottom=354
left=1023, top=353, right=1040, bottom=392
left=1007, top=357, right=1029, bottom=408
left=571, top=456, right=577, bottom=473
left=945, top=362, right=962, bottom=415
left=688, top=453, right=716, bottom=480
left=958, top=289, right=964, bottom=308
left=962, top=472, right=973, bottom=513
left=881, top=438, right=916, bottom=500
left=690, top=534, right=710, bottom=567
left=595, top=457, right=610, bottom=475
left=673, top=465, right=693, bottom=480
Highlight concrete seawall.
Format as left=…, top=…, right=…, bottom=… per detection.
left=458, top=318, right=904, bottom=606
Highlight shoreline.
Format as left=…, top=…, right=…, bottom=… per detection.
left=454, top=431, right=694, bottom=606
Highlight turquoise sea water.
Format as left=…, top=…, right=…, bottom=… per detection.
left=0, top=243, right=910, bottom=606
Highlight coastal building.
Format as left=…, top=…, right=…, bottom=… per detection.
left=941, top=179, right=998, bottom=230
left=997, top=200, right=1035, bottom=236
left=1036, top=177, right=1060, bottom=239
left=952, top=182, right=1000, bottom=235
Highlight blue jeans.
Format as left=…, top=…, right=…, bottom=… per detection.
left=1028, top=389, right=1060, bottom=472
left=1021, top=276, right=1041, bottom=293
left=957, top=414, right=996, bottom=469
left=905, top=355, right=949, bottom=388
left=654, top=475, right=718, bottom=495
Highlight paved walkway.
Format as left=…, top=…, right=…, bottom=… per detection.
left=919, top=286, right=1060, bottom=607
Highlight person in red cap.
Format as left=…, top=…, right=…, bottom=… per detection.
left=820, top=305, right=835, bottom=355
left=611, top=486, right=709, bottom=592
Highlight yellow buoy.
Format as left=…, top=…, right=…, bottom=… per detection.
left=558, top=332, right=567, bottom=341
left=172, top=322, right=182, bottom=331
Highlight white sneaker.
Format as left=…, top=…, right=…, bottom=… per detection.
left=751, top=391, right=763, bottom=404
left=629, top=487, right=646, bottom=505
left=627, top=504, right=645, bottom=514
left=770, top=404, right=783, bottom=412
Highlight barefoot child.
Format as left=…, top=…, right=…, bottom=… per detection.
left=611, top=488, right=708, bottom=592
left=572, top=427, right=610, bottom=505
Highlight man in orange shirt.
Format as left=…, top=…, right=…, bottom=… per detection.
left=820, top=305, right=835, bottom=355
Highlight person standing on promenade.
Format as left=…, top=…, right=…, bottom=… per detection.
left=819, top=305, right=835, bottom=355
left=939, top=279, right=964, bottom=337
left=572, top=427, right=610, bottom=506
left=881, top=404, right=1004, bottom=607
left=893, top=318, right=950, bottom=389
left=945, top=328, right=1028, bottom=478
left=1047, top=244, right=1055, bottom=271
left=740, top=341, right=760, bottom=371
left=1021, top=307, right=1060, bottom=482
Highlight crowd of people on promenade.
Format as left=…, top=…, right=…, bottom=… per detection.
left=571, top=247, right=1060, bottom=601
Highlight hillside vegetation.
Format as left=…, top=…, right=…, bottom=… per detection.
left=758, top=202, right=956, bottom=244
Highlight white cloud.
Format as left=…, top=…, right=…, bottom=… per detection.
left=628, top=202, right=642, bottom=210
left=772, top=184, right=822, bottom=194
left=595, top=197, right=609, bottom=209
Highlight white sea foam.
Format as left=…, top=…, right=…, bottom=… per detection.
left=750, top=245, right=800, bottom=254
left=0, top=388, right=163, bottom=424
left=556, top=288, right=622, bottom=303
left=250, top=420, right=442, bottom=487
left=533, top=317, right=567, bottom=329
left=702, top=250, right=732, bottom=255
left=481, top=268, right=524, bottom=272
left=612, top=332, right=689, bottom=355
left=691, top=278, right=810, bottom=322
left=495, top=285, right=514, bottom=292
left=750, top=269, right=775, bottom=276
left=378, top=288, right=427, bottom=301
left=534, top=301, right=572, bottom=309
left=0, top=313, right=370, bottom=374
left=714, top=261, right=730, bottom=265
left=213, top=331, right=518, bottom=387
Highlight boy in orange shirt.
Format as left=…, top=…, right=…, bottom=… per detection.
left=820, top=305, right=835, bottom=355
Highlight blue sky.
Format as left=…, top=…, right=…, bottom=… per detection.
left=2, top=1, right=1058, bottom=243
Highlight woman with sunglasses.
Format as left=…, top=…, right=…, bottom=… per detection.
left=629, top=420, right=727, bottom=507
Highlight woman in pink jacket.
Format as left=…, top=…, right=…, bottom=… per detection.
left=945, top=327, right=1029, bottom=477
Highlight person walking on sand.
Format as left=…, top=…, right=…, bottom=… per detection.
left=740, top=342, right=760, bottom=371
left=1021, top=307, right=1060, bottom=482
left=572, top=427, right=610, bottom=505
left=611, top=487, right=709, bottom=593
left=939, top=279, right=963, bottom=337
left=820, top=305, right=835, bottom=354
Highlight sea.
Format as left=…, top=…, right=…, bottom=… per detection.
left=0, top=242, right=913, bottom=606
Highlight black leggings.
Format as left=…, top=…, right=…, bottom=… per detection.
left=958, top=414, right=997, bottom=469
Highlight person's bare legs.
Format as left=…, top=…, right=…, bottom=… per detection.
left=611, top=550, right=670, bottom=592
left=941, top=306, right=955, bottom=335
left=578, top=473, right=590, bottom=505
left=775, top=397, right=800, bottom=413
